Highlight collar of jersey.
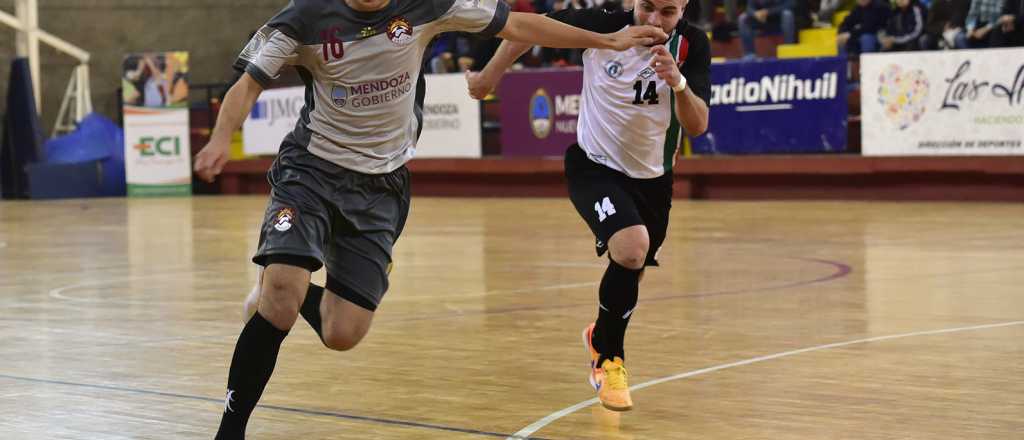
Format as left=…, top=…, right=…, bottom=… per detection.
left=343, top=0, right=398, bottom=20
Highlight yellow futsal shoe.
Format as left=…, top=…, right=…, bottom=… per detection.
left=598, top=357, right=633, bottom=412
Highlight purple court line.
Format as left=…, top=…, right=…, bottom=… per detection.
left=382, top=257, right=852, bottom=324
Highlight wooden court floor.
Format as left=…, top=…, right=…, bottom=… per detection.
left=0, top=196, right=1022, bottom=439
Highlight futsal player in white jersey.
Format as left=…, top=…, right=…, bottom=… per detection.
left=467, top=0, right=710, bottom=411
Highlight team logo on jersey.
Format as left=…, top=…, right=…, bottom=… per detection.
left=529, top=88, right=553, bottom=139
left=239, top=27, right=271, bottom=62
left=360, top=26, right=377, bottom=38
left=273, top=208, right=295, bottom=232
left=638, top=67, right=656, bottom=80
left=331, top=85, right=349, bottom=108
left=605, top=61, right=624, bottom=79
left=386, top=17, right=413, bottom=45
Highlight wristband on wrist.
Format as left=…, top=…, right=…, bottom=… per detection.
left=672, top=76, right=687, bottom=93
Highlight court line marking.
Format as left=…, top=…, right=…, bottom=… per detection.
left=386, top=281, right=600, bottom=303
left=386, top=257, right=851, bottom=323
left=508, top=320, right=1024, bottom=439
left=0, top=373, right=548, bottom=440
left=48, top=272, right=241, bottom=306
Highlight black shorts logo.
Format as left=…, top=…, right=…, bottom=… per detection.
left=274, top=208, right=295, bottom=232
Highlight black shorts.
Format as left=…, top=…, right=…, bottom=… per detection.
left=252, top=143, right=411, bottom=311
left=564, top=144, right=672, bottom=267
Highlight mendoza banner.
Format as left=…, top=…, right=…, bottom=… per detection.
left=417, top=73, right=482, bottom=158
left=499, top=68, right=583, bottom=156
left=691, top=57, right=847, bottom=154
left=122, top=51, right=191, bottom=196
left=861, top=48, right=1024, bottom=156
left=243, top=74, right=482, bottom=158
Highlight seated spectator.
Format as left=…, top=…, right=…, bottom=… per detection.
left=837, top=0, right=892, bottom=55
left=812, top=0, right=851, bottom=27
left=921, top=0, right=971, bottom=48
left=991, top=0, right=1024, bottom=46
left=739, top=0, right=798, bottom=59
left=429, top=33, right=474, bottom=73
left=964, top=0, right=1006, bottom=47
left=700, top=0, right=739, bottom=33
left=881, top=0, right=927, bottom=50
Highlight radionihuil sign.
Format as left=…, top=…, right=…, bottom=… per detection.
left=861, top=48, right=1024, bottom=156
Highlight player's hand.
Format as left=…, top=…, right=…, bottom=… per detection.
left=465, top=70, right=497, bottom=100
left=649, top=45, right=683, bottom=89
left=607, top=25, right=668, bottom=51
left=194, top=139, right=230, bottom=183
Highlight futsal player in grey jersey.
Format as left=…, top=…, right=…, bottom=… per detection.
left=192, top=0, right=665, bottom=438
left=468, top=0, right=710, bottom=412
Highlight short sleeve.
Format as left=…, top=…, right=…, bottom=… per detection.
left=435, top=0, right=511, bottom=37
left=233, top=3, right=304, bottom=88
left=680, top=29, right=712, bottom=105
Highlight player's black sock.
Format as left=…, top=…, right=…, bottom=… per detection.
left=300, top=283, right=325, bottom=340
left=215, top=312, right=289, bottom=440
left=593, top=259, right=642, bottom=366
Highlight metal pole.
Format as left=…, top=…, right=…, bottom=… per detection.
left=13, top=0, right=26, bottom=56
left=16, top=0, right=42, bottom=111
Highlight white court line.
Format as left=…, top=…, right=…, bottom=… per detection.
left=48, top=272, right=237, bottom=305
left=509, top=320, right=1024, bottom=439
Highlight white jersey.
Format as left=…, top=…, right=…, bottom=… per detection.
left=549, top=8, right=712, bottom=179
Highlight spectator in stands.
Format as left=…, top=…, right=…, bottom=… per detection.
left=964, top=0, right=1006, bottom=47
left=991, top=0, right=1024, bottom=46
left=429, top=33, right=474, bottom=73
left=881, top=0, right=927, bottom=50
left=920, top=0, right=971, bottom=48
left=738, top=0, right=798, bottom=59
left=700, top=0, right=739, bottom=33
left=837, top=0, right=892, bottom=54
left=813, top=0, right=849, bottom=27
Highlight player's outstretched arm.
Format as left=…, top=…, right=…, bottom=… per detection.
left=194, top=73, right=264, bottom=183
left=497, top=12, right=666, bottom=51
left=466, top=39, right=531, bottom=100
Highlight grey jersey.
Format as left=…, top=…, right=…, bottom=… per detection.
left=236, top=0, right=510, bottom=174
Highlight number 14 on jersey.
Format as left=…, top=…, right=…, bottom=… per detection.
left=595, top=197, right=617, bottom=222
left=632, top=81, right=659, bottom=105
